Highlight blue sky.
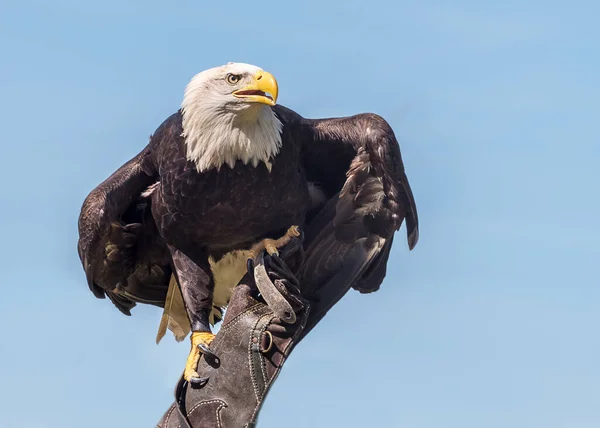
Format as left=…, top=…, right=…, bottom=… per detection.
left=1, top=0, right=599, bottom=426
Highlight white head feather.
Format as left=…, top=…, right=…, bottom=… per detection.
left=181, top=62, right=283, bottom=173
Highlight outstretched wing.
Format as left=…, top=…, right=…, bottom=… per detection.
left=77, top=145, right=170, bottom=315
left=283, top=108, right=418, bottom=300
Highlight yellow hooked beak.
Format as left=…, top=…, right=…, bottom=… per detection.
left=233, top=71, right=278, bottom=106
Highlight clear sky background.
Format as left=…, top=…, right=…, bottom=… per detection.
left=1, top=0, right=598, bottom=427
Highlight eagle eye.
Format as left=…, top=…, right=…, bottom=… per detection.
left=226, top=74, right=242, bottom=85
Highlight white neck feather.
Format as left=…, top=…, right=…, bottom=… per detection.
left=181, top=92, right=283, bottom=173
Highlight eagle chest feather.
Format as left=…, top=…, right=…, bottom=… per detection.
left=154, top=131, right=309, bottom=253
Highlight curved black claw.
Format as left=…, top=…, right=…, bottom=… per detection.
left=247, top=258, right=255, bottom=275
left=189, top=376, right=210, bottom=389
left=198, top=342, right=221, bottom=368
left=298, top=228, right=305, bottom=244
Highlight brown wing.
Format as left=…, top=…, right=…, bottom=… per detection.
left=276, top=107, right=419, bottom=299
left=77, top=144, right=171, bottom=315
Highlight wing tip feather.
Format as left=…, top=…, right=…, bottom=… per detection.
left=408, top=227, right=419, bottom=250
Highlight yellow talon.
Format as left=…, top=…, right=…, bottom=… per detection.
left=183, top=331, right=215, bottom=382
left=247, top=225, right=301, bottom=260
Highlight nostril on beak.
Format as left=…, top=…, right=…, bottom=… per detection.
left=257, top=74, right=262, bottom=80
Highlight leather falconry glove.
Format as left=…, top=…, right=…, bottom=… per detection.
left=156, top=234, right=311, bottom=428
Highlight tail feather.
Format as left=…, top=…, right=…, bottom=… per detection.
left=156, top=275, right=191, bottom=344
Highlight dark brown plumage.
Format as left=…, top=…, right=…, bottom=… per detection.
left=77, top=105, right=419, bottom=330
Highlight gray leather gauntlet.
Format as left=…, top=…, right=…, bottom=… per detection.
left=157, top=242, right=310, bottom=428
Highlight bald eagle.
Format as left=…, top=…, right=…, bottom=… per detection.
left=77, top=62, right=419, bottom=383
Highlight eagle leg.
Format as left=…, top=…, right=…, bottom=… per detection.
left=247, top=225, right=301, bottom=260
left=167, top=245, right=219, bottom=384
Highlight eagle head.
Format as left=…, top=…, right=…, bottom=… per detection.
left=181, top=62, right=283, bottom=173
